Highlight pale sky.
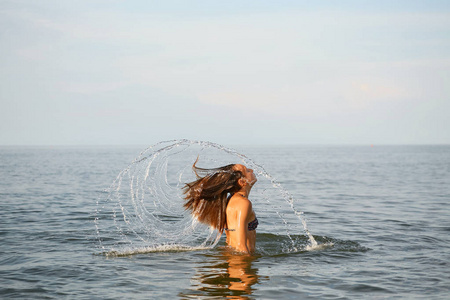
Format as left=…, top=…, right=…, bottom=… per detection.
left=1, top=0, right=449, bottom=145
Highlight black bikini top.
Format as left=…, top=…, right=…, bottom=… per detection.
left=225, top=217, right=259, bottom=232
left=247, top=217, right=259, bottom=231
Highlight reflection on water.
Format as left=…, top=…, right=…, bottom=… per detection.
left=179, top=248, right=264, bottom=299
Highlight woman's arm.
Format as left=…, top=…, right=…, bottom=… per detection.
left=235, top=199, right=252, bottom=254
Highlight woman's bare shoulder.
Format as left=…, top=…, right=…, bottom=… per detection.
left=229, top=195, right=252, bottom=211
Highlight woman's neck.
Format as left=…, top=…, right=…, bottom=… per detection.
left=237, top=186, right=252, bottom=198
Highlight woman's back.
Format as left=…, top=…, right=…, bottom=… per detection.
left=225, top=193, right=257, bottom=254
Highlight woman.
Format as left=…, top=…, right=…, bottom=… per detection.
left=183, top=159, right=258, bottom=254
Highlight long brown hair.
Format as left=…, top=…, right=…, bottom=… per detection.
left=183, top=158, right=244, bottom=233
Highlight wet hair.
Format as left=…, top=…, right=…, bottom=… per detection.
left=183, top=158, right=244, bottom=233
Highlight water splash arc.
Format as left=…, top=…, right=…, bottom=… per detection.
left=94, top=139, right=317, bottom=256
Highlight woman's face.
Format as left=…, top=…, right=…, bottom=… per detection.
left=234, top=164, right=257, bottom=186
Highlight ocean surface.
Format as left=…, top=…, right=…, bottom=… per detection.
left=0, top=143, right=449, bottom=299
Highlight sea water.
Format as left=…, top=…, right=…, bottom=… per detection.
left=0, top=144, right=449, bottom=299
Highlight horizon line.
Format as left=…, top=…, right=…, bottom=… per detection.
left=0, top=143, right=449, bottom=148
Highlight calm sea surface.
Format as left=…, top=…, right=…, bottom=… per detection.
left=0, top=144, right=449, bottom=299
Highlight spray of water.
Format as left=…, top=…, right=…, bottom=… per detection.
left=94, top=139, right=319, bottom=256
